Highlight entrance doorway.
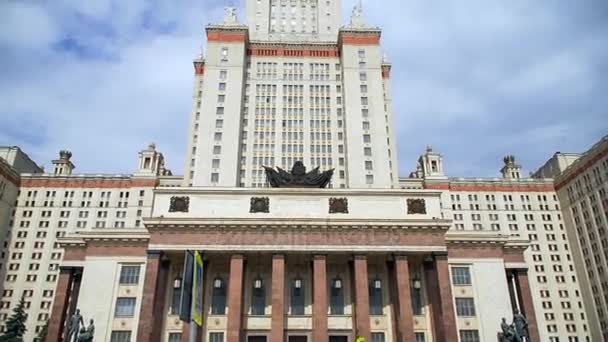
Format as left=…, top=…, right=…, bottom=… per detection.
left=329, top=336, right=348, bottom=342
left=288, top=336, right=308, bottom=342
left=247, top=336, right=267, bottom=342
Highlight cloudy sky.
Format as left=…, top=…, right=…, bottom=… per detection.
left=1, top=0, right=606, bottom=178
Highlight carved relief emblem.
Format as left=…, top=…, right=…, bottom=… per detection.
left=250, top=197, right=269, bottom=213
left=407, top=198, right=426, bottom=214
left=329, top=197, right=349, bottom=214
left=169, top=196, right=189, bottom=212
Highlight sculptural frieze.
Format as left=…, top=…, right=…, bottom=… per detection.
left=263, top=161, right=334, bottom=188
left=329, top=198, right=349, bottom=214
left=250, top=197, right=270, bottom=213
left=407, top=198, right=427, bottom=214
left=169, top=196, right=190, bottom=213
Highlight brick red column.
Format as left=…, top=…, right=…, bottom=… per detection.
left=48, top=267, right=75, bottom=342
left=514, top=270, right=540, bottom=342
left=226, top=254, right=245, bottom=342
left=180, top=321, right=190, bottom=342
left=424, top=254, right=458, bottom=342
left=394, top=256, right=415, bottom=342
left=353, top=255, right=371, bottom=341
left=152, top=258, right=170, bottom=339
left=271, top=254, right=285, bottom=342
left=137, top=250, right=164, bottom=342
left=313, top=255, right=328, bottom=342
left=435, top=254, right=458, bottom=342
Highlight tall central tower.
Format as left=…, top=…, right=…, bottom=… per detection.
left=246, top=0, right=342, bottom=42
left=183, top=1, right=398, bottom=188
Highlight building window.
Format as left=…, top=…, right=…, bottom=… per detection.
left=219, top=83, right=226, bottom=91
left=211, top=278, right=227, bottom=315
left=329, top=277, right=344, bottom=315
left=369, top=279, right=383, bottom=315
left=365, top=175, right=374, bottom=185
left=216, top=107, right=224, bottom=115
left=361, top=97, right=368, bottom=105
left=455, top=298, right=476, bottom=316
left=365, top=161, right=373, bottom=170
left=459, top=330, right=480, bottom=342
left=364, top=147, right=372, bottom=156
left=451, top=267, right=471, bottom=285
left=371, top=332, right=385, bottom=342
left=110, top=331, right=132, bottom=342
left=251, top=277, right=266, bottom=315
left=114, top=298, right=136, bottom=317
left=168, top=333, right=182, bottom=342
left=211, top=173, right=220, bottom=183
left=209, top=332, right=224, bottom=342
left=358, top=49, right=366, bottom=58
left=213, top=146, right=222, bottom=154
left=415, top=332, right=425, bottom=342
left=290, top=278, right=305, bottom=315
left=212, top=159, right=221, bottom=169
left=119, top=265, right=140, bottom=285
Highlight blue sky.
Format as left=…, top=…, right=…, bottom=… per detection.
left=1, top=0, right=606, bottom=177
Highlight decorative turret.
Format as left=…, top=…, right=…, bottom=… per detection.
left=52, top=150, right=75, bottom=175
left=416, top=145, right=447, bottom=179
left=500, top=155, right=522, bottom=179
left=136, top=143, right=172, bottom=176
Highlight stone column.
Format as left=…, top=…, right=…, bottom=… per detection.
left=137, top=250, right=168, bottom=342
left=226, top=254, right=245, bottom=342
left=435, top=254, right=458, bottom=342
left=47, top=266, right=75, bottom=342
left=514, top=269, right=540, bottom=342
left=424, top=254, right=458, bottom=342
left=271, top=254, right=285, bottom=342
left=353, top=255, right=371, bottom=341
left=313, top=255, right=328, bottom=342
left=394, top=256, right=415, bottom=342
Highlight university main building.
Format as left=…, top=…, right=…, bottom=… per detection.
left=0, top=1, right=606, bottom=342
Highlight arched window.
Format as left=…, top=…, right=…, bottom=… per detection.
left=329, top=277, right=344, bottom=315
left=290, top=277, right=305, bottom=315
left=251, top=276, right=266, bottom=315
left=211, top=277, right=226, bottom=315
left=369, top=278, right=383, bottom=315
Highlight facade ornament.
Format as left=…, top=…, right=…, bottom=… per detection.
left=329, top=197, right=349, bottom=214
left=169, top=196, right=190, bottom=213
left=349, top=1, right=370, bottom=28
left=250, top=197, right=270, bottom=213
left=59, top=150, right=73, bottom=160
left=407, top=198, right=427, bottom=214
left=263, top=161, right=334, bottom=188
left=222, top=6, right=239, bottom=25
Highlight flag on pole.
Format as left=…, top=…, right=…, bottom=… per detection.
left=192, top=251, right=204, bottom=326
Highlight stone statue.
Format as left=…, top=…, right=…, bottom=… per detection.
left=263, top=161, right=334, bottom=188
left=67, top=309, right=84, bottom=342
left=500, top=317, right=521, bottom=342
left=513, top=309, right=529, bottom=340
left=77, top=319, right=95, bottom=342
